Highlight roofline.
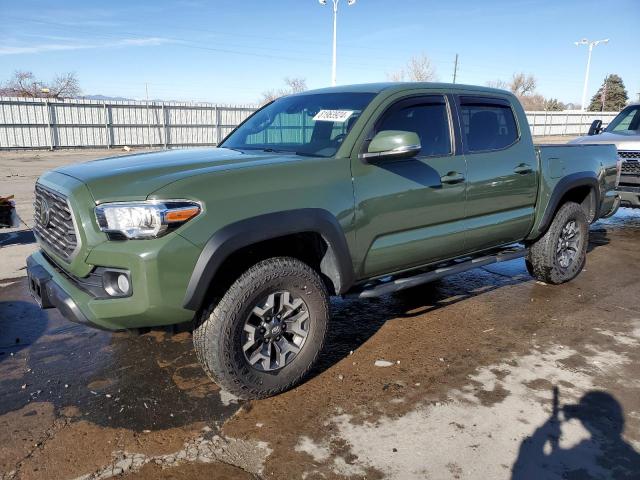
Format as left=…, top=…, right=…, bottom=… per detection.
left=293, top=82, right=516, bottom=98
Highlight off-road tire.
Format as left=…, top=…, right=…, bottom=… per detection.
left=193, top=257, right=329, bottom=399
left=525, top=201, right=588, bottom=284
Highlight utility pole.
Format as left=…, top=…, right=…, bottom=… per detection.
left=601, top=79, right=607, bottom=112
left=574, top=38, right=609, bottom=111
left=452, top=54, right=459, bottom=84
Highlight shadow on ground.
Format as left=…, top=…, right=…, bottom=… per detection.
left=0, top=300, right=48, bottom=362
left=512, top=389, right=640, bottom=479
left=0, top=230, right=35, bottom=247
left=0, top=279, right=239, bottom=432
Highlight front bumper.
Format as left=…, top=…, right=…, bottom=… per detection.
left=618, top=189, right=640, bottom=209
left=600, top=194, right=621, bottom=218
left=26, top=231, right=201, bottom=330
left=27, top=256, right=95, bottom=328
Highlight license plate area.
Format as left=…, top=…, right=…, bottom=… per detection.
left=27, top=264, right=54, bottom=309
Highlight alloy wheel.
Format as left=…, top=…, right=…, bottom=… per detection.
left=241, top=291, right=310, bottom=371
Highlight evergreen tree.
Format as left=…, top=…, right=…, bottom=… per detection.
left=588, top=74, right=628, bottom=112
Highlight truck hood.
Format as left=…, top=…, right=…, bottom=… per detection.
left=570, top=132, right=640, bottom=151
left=54, top=148, right=298, bottom=202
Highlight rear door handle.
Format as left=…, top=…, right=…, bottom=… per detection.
left=440, top=171, right=465, bottom=184
left=514, top=163, right=533, bottom=175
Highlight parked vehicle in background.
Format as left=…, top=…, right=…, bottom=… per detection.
left=26, top=83, right=620, bottom=399
left=571, top=104, right=640, bottom=209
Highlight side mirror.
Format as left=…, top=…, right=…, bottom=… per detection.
left=588, top=119, right=603, bottom=136
left=359, top=130, right=421, bottom=163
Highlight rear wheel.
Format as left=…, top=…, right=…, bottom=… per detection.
left=525, top=201, right=588, bottom=284
left=193, top=257, right=329, bottom=399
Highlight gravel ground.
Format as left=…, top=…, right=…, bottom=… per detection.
left=1, top=145, right=639, bottom=480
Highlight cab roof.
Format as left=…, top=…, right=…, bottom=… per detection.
left=297, top=82, right=512, bottom=97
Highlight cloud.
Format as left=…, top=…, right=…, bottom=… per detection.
left=117, top=37, right=171, bottom=47
left=0, top=37, right=172, bottom=55
left=0, top=44, right=89, bottom=55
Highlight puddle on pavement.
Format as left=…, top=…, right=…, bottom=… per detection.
left=0, top=280, right=239, bottom=433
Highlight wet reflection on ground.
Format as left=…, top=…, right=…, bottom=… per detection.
left=0, top=281, right=238, bottom=432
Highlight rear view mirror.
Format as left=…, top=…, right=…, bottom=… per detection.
left=360, top=130, right=421, bottom=163
left=588, top=119, right=603, bottom=136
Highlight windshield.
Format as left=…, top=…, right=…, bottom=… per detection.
left=221, top=92, right=376, bottom=157
left=605, top=105, right=640, bottom=134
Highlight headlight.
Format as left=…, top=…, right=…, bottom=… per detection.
left=95, top=200, right=201, bottom=239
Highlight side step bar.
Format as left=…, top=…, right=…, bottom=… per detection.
left=348, top=247, right=527, bottom=299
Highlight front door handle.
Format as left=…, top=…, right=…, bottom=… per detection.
left=440, top=171, right=465, bottom=184
left=514, top=163, right=533, bottom=175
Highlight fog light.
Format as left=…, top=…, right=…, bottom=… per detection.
left=117, top=274, right=130, bottom=294
left=103, top=269, right=132, bottom=297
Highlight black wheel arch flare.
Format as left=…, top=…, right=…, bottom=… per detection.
left=182, top=208, right=355, bottom=311
left=535, top=171, right=600, bottom=239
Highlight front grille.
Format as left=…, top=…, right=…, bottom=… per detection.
left=33, top=184, right=79, bottom=262
left=619, top=152, right=640, bottom=181
left=621, top=160, right=640, bottom=176
left=619, top=151, right=640, bottom=160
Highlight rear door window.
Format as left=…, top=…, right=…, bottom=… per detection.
left=459, top=96, right=519, bottom=153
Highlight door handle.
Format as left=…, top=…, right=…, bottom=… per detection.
left=514, top=163, right=533, bottom=175
left=440, top=172, right=465, bottom=184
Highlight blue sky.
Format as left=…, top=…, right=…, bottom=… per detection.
left=1, top=0, right=638, bottom=105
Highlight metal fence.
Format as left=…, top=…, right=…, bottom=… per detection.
left=526, top=110, right=618, bottom=137
left=0, top=96, right=620, bottom=150
left=0, top=97, right=257, bottom=149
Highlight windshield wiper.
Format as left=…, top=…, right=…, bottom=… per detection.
left=238, top=147, right=292, bottom=154
left=294, top=152, right=326, bottom=158
left=221, top=146, right=246, bottom=153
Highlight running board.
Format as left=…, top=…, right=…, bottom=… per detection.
left=348, top=247, right=527, bottom=299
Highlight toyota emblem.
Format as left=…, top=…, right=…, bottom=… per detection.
left=39, top=198, right=51, bottom=227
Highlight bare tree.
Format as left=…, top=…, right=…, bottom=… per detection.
left=486, top=72, right=565, bottom=110
left=284, top=77, right=306, bottom=94
left=519, top=94, right=546, bottom=111
left=260, top=77, right=307, bottom=105
left=487, top=73, right=536, bottom=96
left=1, top=70, right=81, bottom=98
left=388, top=53, right=437, bottom=82
left=486, top=79, right=509, bottom=90
left=49, top=72, right=81, bottom=98
left=510, top=73, right=536, bottom=97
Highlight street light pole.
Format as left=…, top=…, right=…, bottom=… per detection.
left=575, top=38, right=609, bottom=111
left=332, top=0, right=338, bottom=86
left=319, top=0, right=356, bottom=86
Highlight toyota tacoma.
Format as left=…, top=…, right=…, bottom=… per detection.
left=26, top=83, right=620, bottom=398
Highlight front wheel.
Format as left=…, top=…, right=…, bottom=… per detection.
left=193, top=257, right=329, bottom=399
left=525, top=201, right=588, bottom=285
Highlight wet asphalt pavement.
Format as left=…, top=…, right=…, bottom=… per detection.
left=1, top=153, right=639, bottom=479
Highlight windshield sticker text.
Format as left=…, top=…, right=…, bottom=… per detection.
left=313, top=110, right=355, bottom=123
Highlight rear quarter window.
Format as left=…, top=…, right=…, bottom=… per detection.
left=459, top=97, right=519, bottom=153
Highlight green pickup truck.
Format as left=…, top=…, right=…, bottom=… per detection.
left=27, top=83, right=620, bottom=398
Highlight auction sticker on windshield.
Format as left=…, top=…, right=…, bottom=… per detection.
left=313, top=110, right=355, bottom=123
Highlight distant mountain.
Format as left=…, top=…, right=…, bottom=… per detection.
left=81, top=94, right=136, bottom=101
left=81, top=94, right=184, bottom=103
